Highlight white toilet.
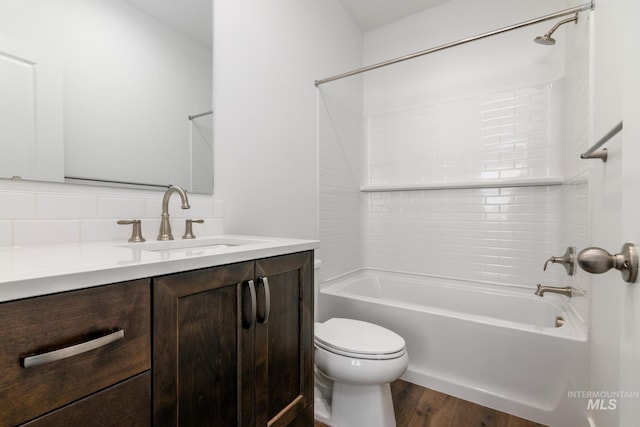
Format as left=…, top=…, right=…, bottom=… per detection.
left=314, top=317, right=409, bottom=427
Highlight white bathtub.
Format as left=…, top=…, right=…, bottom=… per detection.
left=318, top=269, right=590, bottom=427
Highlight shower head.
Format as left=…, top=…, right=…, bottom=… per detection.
left=534, top=13, right=578, bottom=45
left=534, top=34, right=557, bottom=45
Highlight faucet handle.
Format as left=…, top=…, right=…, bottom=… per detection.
left=543, top=258, right=554, bottom=271
left=182, top=219, right=204, bottom=240
left=543, top=246, right=576, bottom=275
left=117, top=219, right=146, bottom=243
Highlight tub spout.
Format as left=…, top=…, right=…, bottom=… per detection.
left=535, top=284, right=572, bottom=298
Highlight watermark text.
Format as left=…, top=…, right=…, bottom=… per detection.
left=568, top=390, right=640, bottom=411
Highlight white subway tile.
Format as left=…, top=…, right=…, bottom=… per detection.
left=203, top=218, right=224, bottom=235
left=331, top=76, right=588, bottom=292
left=98, top=196, right=146, bottom=219
left=82, top=219, right=131, bottom=243
left=484, top=90, right=516, bottom=104
left=0, top=221, right=12, bottom=247
left=213, top=200, right=224, bottom=218
left=358, top=185, right=569, bottom=286
left=37, top=193, right=97, bottom=219
left=14, top=220, right=80, bottom=246
left=0, top=178, right=222, bottom=246
left=0, top=192, right=36, bottom=219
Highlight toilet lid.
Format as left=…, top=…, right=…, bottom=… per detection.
left=314, top=318, right=405, bottom=359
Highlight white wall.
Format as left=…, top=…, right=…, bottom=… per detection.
left=620, top=1, right=640, bottom=424
left=589, top=0, right=640, bottom=426
left=588, top=0, right=622, bottom=426
left=213, top=0, right=361, bottom=240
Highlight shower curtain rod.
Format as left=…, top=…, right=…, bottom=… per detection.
left=315, top=1, right=594, bottom=86
left=188, top=110, right=213, bottom=120
left=580, top=120, right=622, bottom=162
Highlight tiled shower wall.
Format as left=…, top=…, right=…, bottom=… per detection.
left=366, top=83, right=562, bottom=186
left=361, top=81, right=582, bottom=288
left=363, top=186, right=565, bottom=286
left=318, top=79, right=586, bottom=288
left=319, top=65, right=591, bottom=296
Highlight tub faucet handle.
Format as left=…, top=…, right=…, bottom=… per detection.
left=543, top=246, right=576, bottom=276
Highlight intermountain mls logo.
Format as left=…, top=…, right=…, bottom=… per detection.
left=568, top=390, right=640, bottom=411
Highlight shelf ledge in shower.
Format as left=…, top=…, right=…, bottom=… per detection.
left=360, top=177, right=565, bottom=192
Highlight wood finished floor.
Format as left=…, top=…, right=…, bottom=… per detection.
left=314, top=379, right=547, bottom=427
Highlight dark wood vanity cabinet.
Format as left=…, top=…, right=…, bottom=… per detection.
left=0, top=250, right=312, bottom=426
left=153, top=251, right=314, bottom=427
left=0, top=279, right=151, bottom=427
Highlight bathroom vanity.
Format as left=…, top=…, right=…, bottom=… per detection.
left=0, top=236, right=316, bottom=426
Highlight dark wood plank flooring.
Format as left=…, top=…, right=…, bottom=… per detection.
left=314, top=379, right=547, bottom=427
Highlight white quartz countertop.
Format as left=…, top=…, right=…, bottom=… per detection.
left=0, top=234, right=318, bottom=303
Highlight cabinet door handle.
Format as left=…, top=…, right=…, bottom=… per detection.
left=243, top=280, right=257, bottom=329
left=20, top=328, right=125, bottom=369
left=257, top=277, right=271, bottom=324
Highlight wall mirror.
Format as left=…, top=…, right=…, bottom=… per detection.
left=0, top=0, right=213, bottom=193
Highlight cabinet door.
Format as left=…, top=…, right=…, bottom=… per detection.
left=153, top=261, right=255, bottom=426
left=253, top=251, right=313, bottom=427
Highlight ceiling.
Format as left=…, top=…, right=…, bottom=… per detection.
left=121, top=0, right=452, bottom=47
left=123, top=0, right=212, bottom=48
left=338, top=0, right=452, bottom=31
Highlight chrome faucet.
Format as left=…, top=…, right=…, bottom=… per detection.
left=157, top=185, right=190, bottom=240
left=534, top=284, right=572, bottom=298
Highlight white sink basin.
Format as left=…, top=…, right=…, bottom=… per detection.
left=119, top=236, right=274, bottom=252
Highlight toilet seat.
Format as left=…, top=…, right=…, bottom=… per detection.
left=315, top=318, right=406, bottom=360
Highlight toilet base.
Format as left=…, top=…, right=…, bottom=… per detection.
left=315, top=375, right=396, bottom=427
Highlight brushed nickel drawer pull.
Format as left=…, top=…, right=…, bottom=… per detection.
left=21, top=329, right=125, bottom=368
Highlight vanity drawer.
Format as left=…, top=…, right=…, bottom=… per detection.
left=21, top=371, right=151, bottom=427
left=0, top=279, right=151, bottom=427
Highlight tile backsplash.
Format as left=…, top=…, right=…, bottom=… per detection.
left=0, top=180, right=223, bottom=247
